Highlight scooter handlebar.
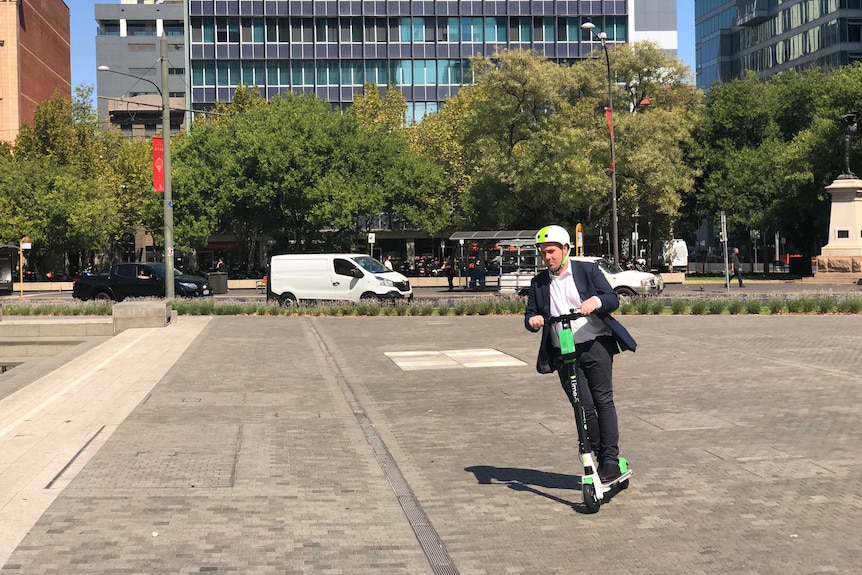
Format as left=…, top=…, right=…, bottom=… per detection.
left=548, top=310, right=584, bottom=324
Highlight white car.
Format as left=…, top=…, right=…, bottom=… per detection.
left=497, top=246, right=664, bottom=302
left=572, top=256, right=664, bottom=302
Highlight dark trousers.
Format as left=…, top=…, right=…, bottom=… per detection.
left=555, top=336, right=619, bottom=464
left=733, top=268, right=743, bottom=286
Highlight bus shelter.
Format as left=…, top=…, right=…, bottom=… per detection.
left=448, top=230, right=538, bottom=291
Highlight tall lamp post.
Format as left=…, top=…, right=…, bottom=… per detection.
left=581, top=20, right=619, bottom=271
left=98, top=34, right=174, bottom=299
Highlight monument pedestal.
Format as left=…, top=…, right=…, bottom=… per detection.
left=816, top=176, right=862, bottom=281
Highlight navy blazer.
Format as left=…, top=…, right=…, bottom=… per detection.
left=525, top=260, right=637, bottom=374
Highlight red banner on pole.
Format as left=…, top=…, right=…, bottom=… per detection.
left=152, top=136, right=165, bottom=193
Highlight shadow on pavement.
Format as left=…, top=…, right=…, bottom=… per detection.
left=465, top=465, right=627, bottom=514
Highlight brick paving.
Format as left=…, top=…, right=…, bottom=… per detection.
left=2, top=314, right=861, bottom=574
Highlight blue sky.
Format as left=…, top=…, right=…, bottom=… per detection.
left=70, top=1, right=697, bottom=91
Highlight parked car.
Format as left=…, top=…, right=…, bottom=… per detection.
left=501, top=253, right=664, bottom=302
left=573, top=256, right=664, bottom=303
left=72, top=262, right=212, bottom=301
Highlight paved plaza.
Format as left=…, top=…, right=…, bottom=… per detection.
left=1, top=314, right=861, bottom=574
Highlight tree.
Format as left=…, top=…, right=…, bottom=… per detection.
left=688, top=67, right=860, bottom=265
left=405, top=93, right=475, bottom=230
left=349, top=84, right=407, bottom=133
left=3, top=87, right=145, bottom=274
left=429, top=47, right=701, bottom=254
left=172, top=92, right=443, bottom=257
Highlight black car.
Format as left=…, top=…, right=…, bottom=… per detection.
left=72, top=262, right=213, bottom=301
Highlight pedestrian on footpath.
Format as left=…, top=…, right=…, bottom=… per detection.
left=524, top=225, right=637, bottom=483
left=730, top=247, right=744, bottom=287
left=443, top=257, right=455, bottom=291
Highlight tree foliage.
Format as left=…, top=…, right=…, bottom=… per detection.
left=1, top=87, right=154, bottom=274
left=690, top=65, right=862, bottom=261
left=172, top=92, right=443, bottom=257
left=416, top=47, right=701, bottom=254
left=349, top=84, right=407, bottom=133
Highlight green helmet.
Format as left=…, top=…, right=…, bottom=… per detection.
left=535, top=225, right=571, bottom=247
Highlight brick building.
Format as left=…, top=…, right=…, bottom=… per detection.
left=0, top=0, right=71, bottom=142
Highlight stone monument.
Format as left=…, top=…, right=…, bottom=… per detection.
left=817, top=112, right=862, bottom=279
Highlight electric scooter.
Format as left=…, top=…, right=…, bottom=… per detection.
left=549, top=310, right=632, bottom=513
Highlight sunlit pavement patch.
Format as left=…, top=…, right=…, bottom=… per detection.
left=385, top=349, right=527, bottom=371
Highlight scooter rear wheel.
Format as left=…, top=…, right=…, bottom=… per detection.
left=582, top=484, right=601, bottom=513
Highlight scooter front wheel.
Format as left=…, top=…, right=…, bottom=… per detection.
left=582, top=484, right=601, bottom=513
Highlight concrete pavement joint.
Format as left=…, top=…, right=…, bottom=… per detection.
left=45, top=425, right=106, bottom=490
left=307, top=319, right=460, bottom=575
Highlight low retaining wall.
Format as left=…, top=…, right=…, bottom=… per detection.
left=660, top=273, right=686, bottom=285
left=112, top=300, right=173, bottom=335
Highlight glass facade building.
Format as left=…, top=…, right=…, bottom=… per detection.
left=695, top=0, right=862, bottom=90
left=97, top=1, right=678, bottom=125
left=187, top=0, right=631, bottom=122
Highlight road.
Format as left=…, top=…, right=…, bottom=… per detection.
left=5, top=277, right=862, bottom=304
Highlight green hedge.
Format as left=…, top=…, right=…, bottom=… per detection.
left=4, top=295, right=862, bottom=317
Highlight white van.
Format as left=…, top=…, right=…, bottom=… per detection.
left=653, top=239, right=689, bottom=273
left=267, top=253, right=413, bottom=306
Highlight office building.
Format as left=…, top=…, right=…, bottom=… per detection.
left=95, top=1, right=677, bottom=125
left=95, top=0, right=186, bottom=137
left=0, top=0, right=71, bottom=142
left=187, top=0, right=677, bottom=122
left=696, top=0, right=862, bottom=90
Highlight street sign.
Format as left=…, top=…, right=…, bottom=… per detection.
left=21, top=242, right=31, bottom=250
left=368, top=232, right=376, bottom=244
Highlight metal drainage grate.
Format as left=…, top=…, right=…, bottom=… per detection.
left=308, top=322, right=461, bottom=575
left=1, top=363, right=19, bottom=373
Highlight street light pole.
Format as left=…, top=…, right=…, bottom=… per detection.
left=160, top=34, right=174, bottom=299
left=582, top=21, right=620, bottom=271
left=98, top=34, right=174, bottom=299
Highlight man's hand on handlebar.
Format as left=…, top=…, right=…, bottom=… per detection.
left=579, top=296, right=600, bottom=316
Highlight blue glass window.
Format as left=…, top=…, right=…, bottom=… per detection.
left=462, top=17, right=483, bottom=43
left=413, top=18, right=426, bottom=42
left=341, top=61, right=364, bottom=86
left=241, top=61, right=265, bottom=85
left=365, top=60, right=390, bottom=85
left=485, top=17, right=507, bottom=42
left=396, top=18, right=412, bottom=42
left=316, top=61, right=340, bottom=86
left=439, top=17, right=460, bottom=43
left=192, top=61, right=216, bottom=87
left=390, top=60, right=413, bottom=85
left=291, top=60, right=314, bottom=86
left=437, top=59, right=465, bottom=85
left=217, top=61, right=241, bottom=86
left=341, top=18, right=362, bottom=43
left=413, top=60, right=437, bottom=85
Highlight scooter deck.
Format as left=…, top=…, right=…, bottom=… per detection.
left=602, top=469, right=632, bottom=487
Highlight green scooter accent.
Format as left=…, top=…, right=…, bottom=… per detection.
left=548, top=310, right=632, bottom=513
